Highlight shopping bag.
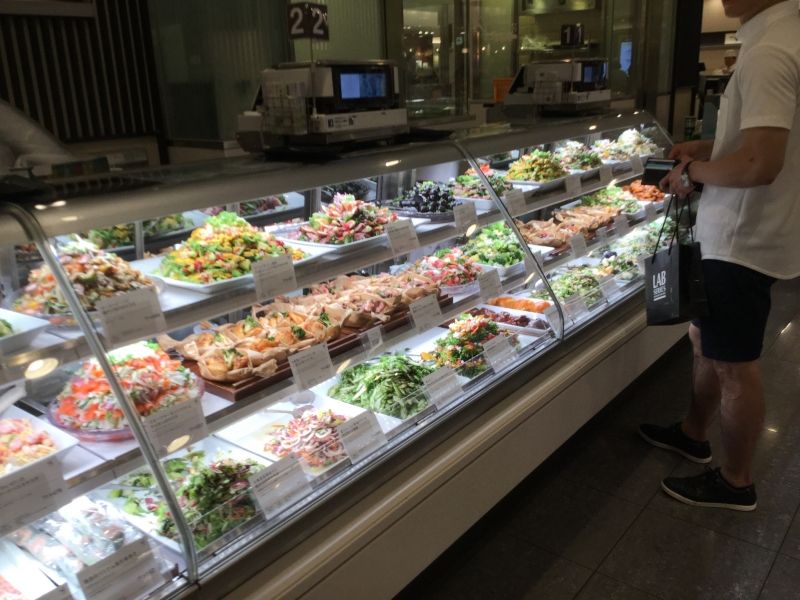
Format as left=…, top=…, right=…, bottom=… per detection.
left=644, top=194, right=708, bottom=326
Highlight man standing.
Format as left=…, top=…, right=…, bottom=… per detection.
left=640, top=0, right=800, bottom=511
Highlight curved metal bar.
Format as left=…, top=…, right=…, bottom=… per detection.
left=450, top=140, right=567, bottom=341
left=0, top=201, right=199, bottom=583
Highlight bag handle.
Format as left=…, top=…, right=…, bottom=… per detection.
left=650, top=191, right=695, bottom=262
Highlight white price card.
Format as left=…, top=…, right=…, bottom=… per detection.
left=524, top=255, right=539, bottom=284
left=423, top=366, right=463, bottom=409
left=361, top=326, right=383, bottom=353
left=408, top=294, right=442, bottom=331
left=569, top=234, right=588, bottom=258
left=564, top=295, right=590, bottom=322
left=249, top=457, right=312, bottom=520
left=503, top=189, right=527, bottom=216
left=599, top=275, right=620, bottom=300
left=97, top=287, right=166, bottom=348
left=565, top=174, right=582, bottom=197
left=337, top=412, right=388, bottom=464
left=142, top=398, right=208, bottom=458
left=478, top=268, right=503, bottom=301
left=78, top=537, right=162, bottom=600
left=644, top=202, right=658, bottom=223
left=614, top=215, right=631, bottom=237
left=454, top=202, right=478, bottom=234
left=599, top=164, right=613, bottom=185
left=386, top=219, right=420, bottom=256
left=40, top=584, right=72, bottom=600
left=630, top=155, right=644, bottom=173
left=543, top=304, right=561, bottom=331
left=0, top=457, right=69, bottom=536
left=482, top=335, right=517, bottom=371
left=638, top=253, right=651, bottom=274
left=596, top=226, right=610, bottom=244
left=253, top=254, right=297, bottom=302
left=288, top=342, right=334, bottom=390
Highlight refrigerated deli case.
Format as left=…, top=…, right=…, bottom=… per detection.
left=0, top=111, right=685, bottom=600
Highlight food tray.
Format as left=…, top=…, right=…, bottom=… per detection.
left=215, top=395, right=364, bottom=479
left=273, top=217, right=427, bottom=253
left=0, top=308, right=50, bottom=354
left=0, top=405, right=79, bottom=480
left=506, top=175, right=567, bottom=194
left=475, top=261, right=525, bottom=279
left=446, top=304, right=550, bottom=336
left=0, top=541, right=62, bottom=599
left=97, top=436, right=269, bottom=557
left=452, top=196, right=497, bottom=212
left=439, top=281, right=480, bottom=298
left=134, top=244, right=330, bottom=295
left=388, top=207, right=455, bottom=223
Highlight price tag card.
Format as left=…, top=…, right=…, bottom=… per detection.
left=40, top=584, right=72, bottom=600
left=543, top=304, right=561, bottom=331
left=249, top=457, right=312, bottom=520
left=386, top=219, right=420, bottom=256
left=599, top=165, right=613, bottom=185
left=599, top=275, right=621, bottom=300
left=503, top=189, right=527, bottom=216
left=638, top=253, right=651, bottom=274
left=361, top=326, right=383, bottom=354
left=253, top=254, right=297, bottom=302
left=482, top=335, right=517, bottom=372
left=564, top=295, right=590, bottom=322
left=288, top=342, right=334, bottom=390
left=569, top=234, right=588, bottom=258
left=596, top=226, right=611, bottom=244
left=337, top=412, right=388, bottom=464
left=454, top=202, right=478, bottom=234
left=644, top=202, right=658, bottom=223
left=97, top=287, right=166, bottom=348
left=653, top=148, right=665, bottom=159
left=0, top=458, right=70, bottom=536
left=630, top=155, right=644, bottom=173
left=142, top=398, right=208, bottom=458
left=478, top=268, right=503, bottom=301
left=423, top=366, right=463, bottom=409
left=409, top=294, right=442, bottom=331
left=565, top=174, right=582, bottom=197
left=78, top=537, right=161, bottom=600
left=614, top=215, right=631, bottom=237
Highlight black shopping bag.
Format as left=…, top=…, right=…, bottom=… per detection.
left=644, top=195, right=708, bottom=326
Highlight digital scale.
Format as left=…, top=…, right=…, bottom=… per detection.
left=237, top=60, right=409, bottom=153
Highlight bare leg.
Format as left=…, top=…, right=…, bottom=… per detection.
left=682, top=324, right=721, bottom=442
left=714, top=360, right=764, bottom=487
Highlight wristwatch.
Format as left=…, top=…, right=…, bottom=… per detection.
left=680, top=160, right=696, bottom=190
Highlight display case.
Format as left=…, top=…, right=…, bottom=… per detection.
left=0, top=110, right=672, bottom=600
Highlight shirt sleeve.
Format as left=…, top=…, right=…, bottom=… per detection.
left=738, top=44, right=799, bottom=131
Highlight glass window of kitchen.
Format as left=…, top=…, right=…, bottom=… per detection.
left=517, top=1, right=604, bottom=66
left=469, top=0, right=516, bottom=102
left=291, top=0, right=385, bottom=61
left=402, top=0, right=468, bottom=121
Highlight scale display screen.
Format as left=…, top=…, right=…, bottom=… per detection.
left=339, top=72, right=387, bottom=100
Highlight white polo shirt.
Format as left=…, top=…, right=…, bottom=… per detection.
left=695, top=1, right=800, bottom=279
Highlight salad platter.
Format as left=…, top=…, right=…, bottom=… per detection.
left=385, top=181, right=460, bottom=223
left=273, top=216, right=429, bottom=253
left=0, top=405, right=79, bottom=479
left=99, top=437, right=268, bottom=556
left=459, top=304, right=551, bottom=336
left=462, top=222, right=528, bottom=278
left=0, top=308, right=50, bottom=354
left=215, top=393, right=364, bottom=478
left=504, top=149, right=570, bottom=192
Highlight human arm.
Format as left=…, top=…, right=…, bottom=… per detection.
left=668, top=139, right=714, bottom=162
left=662, top=127, right=789, bottom=194
left=661, top=44, right=797, bottom=195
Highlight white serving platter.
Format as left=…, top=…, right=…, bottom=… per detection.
left=273, top=217, right=428, bottom=253
left=0, top=404, right=79, bottom=480
left=0, top=308, right=50, bottom=354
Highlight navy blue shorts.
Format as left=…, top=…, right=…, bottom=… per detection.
left=692, top=259, right=776, bottom=363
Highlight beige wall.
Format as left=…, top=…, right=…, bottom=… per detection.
left=702, top=0, right=739, bottom=32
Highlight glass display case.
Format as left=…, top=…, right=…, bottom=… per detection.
left=0, top=110, right=671, bottom=600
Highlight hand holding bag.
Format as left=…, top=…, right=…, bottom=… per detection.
left=645, top=194, right=708, bottom=326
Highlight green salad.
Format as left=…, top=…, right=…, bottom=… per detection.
left=534, top=267, right=603, bottom=305
left=88, top=214, right=191, bottom=249
left=109, top=450, right=264, bottom=549
left=328, top=353, right=434, bottom=419
left=0, top=319, right=13, bottom=338
left=462, top=222, right=526, bottom=267
left=581, top=187, right=640, bottom=214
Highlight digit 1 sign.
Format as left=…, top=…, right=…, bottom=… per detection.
left=288, top=3, right=329, bottom=40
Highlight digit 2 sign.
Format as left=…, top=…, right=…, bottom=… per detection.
left=288, top=3, right=329, bottom=40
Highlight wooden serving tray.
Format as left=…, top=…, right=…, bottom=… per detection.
left=186, top=295, right=454, bottom=402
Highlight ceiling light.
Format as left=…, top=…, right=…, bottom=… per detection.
left=385, top=160, right=400, bottom=167
left=51, top=200, right=66, bottom=207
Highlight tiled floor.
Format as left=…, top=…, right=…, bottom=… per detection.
left=395, top=279, right=800, bottom=600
